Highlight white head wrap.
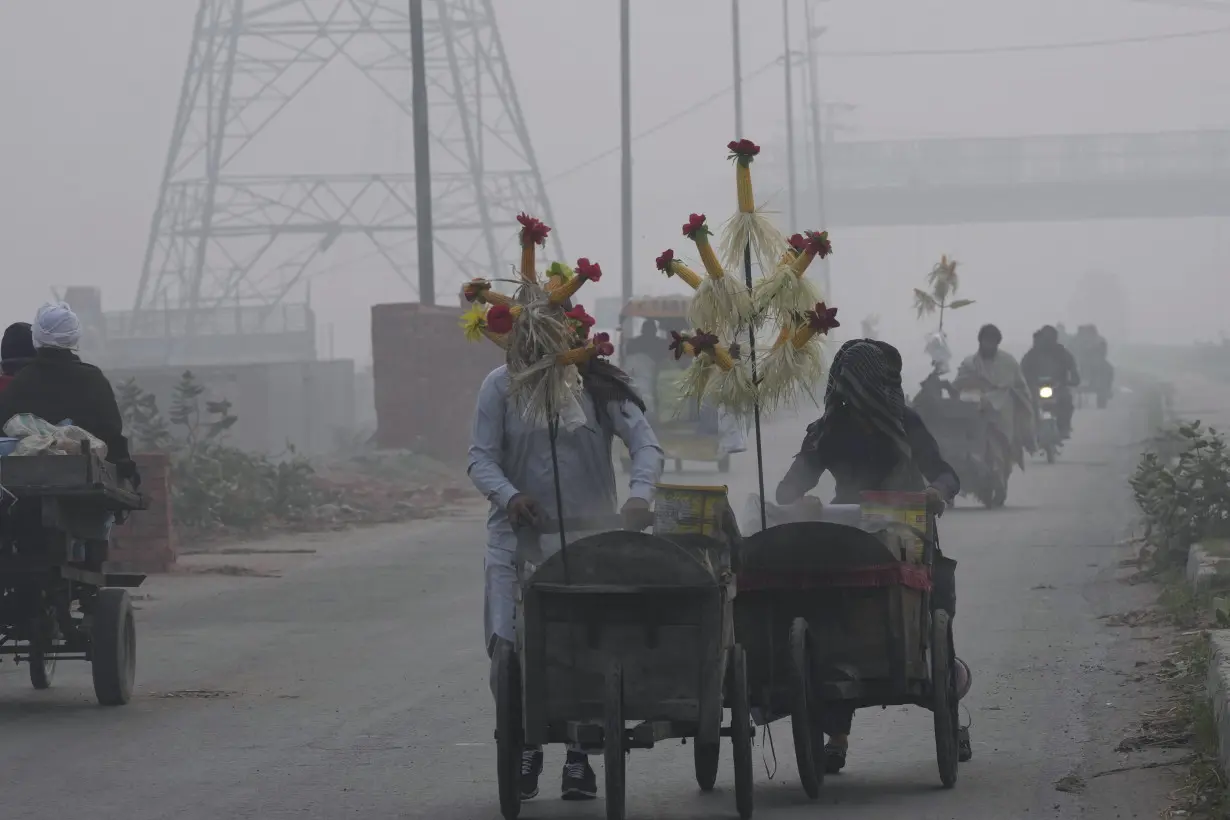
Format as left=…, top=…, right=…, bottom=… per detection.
left=32, top=302, right=82, bottom=350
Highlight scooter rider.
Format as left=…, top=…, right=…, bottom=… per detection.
left=1020, top=325, right=1079, bottom=439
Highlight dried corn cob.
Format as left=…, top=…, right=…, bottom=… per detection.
left=655, top=249, right=702, bottom=290
left=548, top=258, right=603, bottom=305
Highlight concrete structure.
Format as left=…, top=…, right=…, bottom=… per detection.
left=371, top=302, right=501, bottom=462
left=773, top=129, right=1230, bottom=227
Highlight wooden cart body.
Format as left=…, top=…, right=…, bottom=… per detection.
left=518, top=531, right=733, bottom=749
left=736, top=520, right=935, bottom=713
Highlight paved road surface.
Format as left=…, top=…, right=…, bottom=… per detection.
left=0, top=386, right=1178, bottom=819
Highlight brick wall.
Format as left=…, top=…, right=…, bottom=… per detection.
left=108, top=453, right=176, bottom=573
left=372, top=302, right=503, bottom=462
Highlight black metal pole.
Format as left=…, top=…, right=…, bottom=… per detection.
left=409, top=0, right=435, bottom=305
left=548, top=414, right=570, bottom=584
left=744, top=244, right=767, bottom=532
left=620, top=0, right=633, bottom=337
left=782, top=0, right=798, bottom=229
left=732, top=0, right=743, bottom=137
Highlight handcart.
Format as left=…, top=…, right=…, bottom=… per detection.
left=0, top=446, right=147, bottom=704
left=493, top=514, right=756, bottom=820
left=734, top=509, right=960, bottom=797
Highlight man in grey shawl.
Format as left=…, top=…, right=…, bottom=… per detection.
left=954, top=324, right=1035, bottom=469
left=469, top=353, right=664, bottom=802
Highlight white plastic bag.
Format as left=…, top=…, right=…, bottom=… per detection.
left=3, top=413, right=57, bottom=440
left=4, top=414, right=107, bottom=458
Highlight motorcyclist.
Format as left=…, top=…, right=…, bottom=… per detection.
left=953, top=324, right=1035, bottom=469
left=1020, top=325, right=1079, bottom=439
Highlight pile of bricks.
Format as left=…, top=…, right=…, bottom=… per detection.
left=108, top=453, right=176, bottom=573
left=371, top=302, right=502, bottom=463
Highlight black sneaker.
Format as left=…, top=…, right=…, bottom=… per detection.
left=560, top=751, right=598, bottom=800
left=520, top=747, right=543, bottom=800
left=824, top=743, right=847, bottom=774
left=958, top=728, right=973, bottom=763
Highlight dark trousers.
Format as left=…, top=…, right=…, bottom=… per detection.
left=822, top=553, right=956, bottom=737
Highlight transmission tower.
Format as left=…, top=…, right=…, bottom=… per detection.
left=132, top=0, right=561, bottom=337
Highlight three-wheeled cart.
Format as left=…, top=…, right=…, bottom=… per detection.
left=734, top=516, right=960, bottom=797
left=0, top=448, right=146, bottom=704
left=492, top=518, right=755, bottom=820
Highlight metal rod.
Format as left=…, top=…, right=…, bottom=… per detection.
left=409, top=0, right=435, bottom=305
left=803, top=0, right=829, bottom=298
left=743, top=243, right=767, bottom=533
left=782, top=0, right=798, bottom=229
left=732, top=0, right=743, bottom=137
left=620, top=0, right=633, bottom=338
left=547, top=414, right=570, bottom=584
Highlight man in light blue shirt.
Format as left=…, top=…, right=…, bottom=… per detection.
left=468, top=357, right=663, bottom=802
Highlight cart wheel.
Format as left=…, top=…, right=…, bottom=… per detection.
left=931, top=609, right=959, bottom=789
left=789, top=618, right=824, bottom=798
left=494, top=641, right=523, bottom=820
left=91, top=589, right=135, bottom=706
left=729, top=644, right=754, bottom=819
left=605, top=661, right=626, bottom=820
left=694, top=739, right=720, bottom=791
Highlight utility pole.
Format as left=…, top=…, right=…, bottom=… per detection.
left=620, top=0, right=633, bottom=335
left=732, top=0, right=743, bottom=136
left=803, top=0, right=829, bottom=297
left=782, top=0, right=797, bottom=229
left=409, top=0, right=435, bottom=305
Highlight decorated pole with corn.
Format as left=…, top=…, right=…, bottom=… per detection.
left=718, top=139, right=788, bottom=280
left=517, top=213, right=550, bottom=283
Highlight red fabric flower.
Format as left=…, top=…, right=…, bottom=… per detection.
left=593, top=332, right=615, bottom=358
left=807, top=302, right=840, bottom=334
left=727, top=139, right=761, bottom=161
left=575, top=258, right=603, bottom=282
left=462, top=279, right=489, bottom=303
left=788, top=233, right=807, bottom=253
left=802, top=230, right=833, bottom=259
left=517, top=212, right=550, bottom=247
left=486, top=304, right=514, bottom=335
left=668, top=330, right=692, bottom=361
left=565, top=305, right=596, bottom=338
left=655, top=248, right=676, bottom=272
left=682, top=214, right=710, bottom=240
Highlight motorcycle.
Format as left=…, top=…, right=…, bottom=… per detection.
left=1035, top=378, right=1061, bottom=464
left=912, top=371, right=1011, bottom=509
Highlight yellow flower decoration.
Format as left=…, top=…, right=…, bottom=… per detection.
left=459, top=304, right=488, bottom=342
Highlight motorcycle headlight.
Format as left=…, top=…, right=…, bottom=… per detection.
left=1038, top=386, right=1054, bottom=399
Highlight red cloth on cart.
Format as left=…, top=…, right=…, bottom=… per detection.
left=738, top=561, right=933, bottom=593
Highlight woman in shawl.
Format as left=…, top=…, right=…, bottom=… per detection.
left=775, top=339, right=971, bottom=772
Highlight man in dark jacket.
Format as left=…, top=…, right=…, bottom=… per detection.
left=0, top=304, right=138, bottom=487
left=0, top=322, right=36, bottom=391
left=1020, top=325, right=1079, bottom=438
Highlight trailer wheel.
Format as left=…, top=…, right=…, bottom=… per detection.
left=494, top=641, right=523, bottom=820
left=693, top=739, right=720, bottom=791
left=729, top=644, right=754, bottom=819
left=91, top=589, right=135, bottom=706
left=604, top=661, right=626, bottom=820
left=931, top=610, right=959, bottom=788
left=789, top=618, right=824, bottom=798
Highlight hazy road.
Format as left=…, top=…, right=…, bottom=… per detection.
left=0, top=383, right=1179, bottom=819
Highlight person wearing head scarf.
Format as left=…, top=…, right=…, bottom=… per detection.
left=1020, top=325, right=1080, bottom=439
left=775, top=339, right=968, bottom=771
left=0, top=303, right=138, bottom=487
left=954, top=324, right=1035, bottom=467
left=467, top=314, right=664, bottom=803
left=0, top=322, right=36, bottom=390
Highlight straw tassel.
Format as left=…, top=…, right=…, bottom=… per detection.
left=718, top=138, right=788, bottom=281
left=682, top=214, right=753, bottom=334
left=753, top=230, right=832, bottom=319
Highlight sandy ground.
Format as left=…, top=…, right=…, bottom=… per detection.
left=0, top=377, right=1189, bottom=819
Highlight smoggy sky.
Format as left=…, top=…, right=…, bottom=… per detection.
left=1, top=0, right=1227, bottom=366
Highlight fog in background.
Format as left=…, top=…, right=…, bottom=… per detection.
left=1, top=0, right=1226, bottom=375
